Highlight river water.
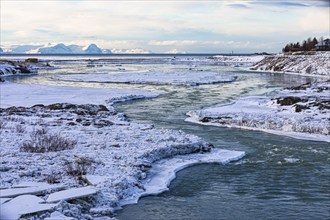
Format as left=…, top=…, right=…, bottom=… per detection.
left=8, top=55, right=330, bottom=220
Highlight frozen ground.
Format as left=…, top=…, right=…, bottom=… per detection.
left=54, top=71, right=237, bottom=86
left=186, top=81, right=330, bottom=142
left=0, top=82, right=244, bottom=219
left=250, top=52, right=330, bottom=76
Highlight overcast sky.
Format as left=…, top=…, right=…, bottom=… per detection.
left=1, top=0, right=329, bottom=53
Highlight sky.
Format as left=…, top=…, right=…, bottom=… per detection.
left=1, top=0, right=329, bottom=53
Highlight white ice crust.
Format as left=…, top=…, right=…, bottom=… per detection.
left=0, top=82, right=159, bottom=108
left=54, top=71, right=237, bottom=86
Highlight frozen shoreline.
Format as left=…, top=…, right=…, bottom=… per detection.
left=186, top=81, right=329, bottom=142
left=0, top=81, right=245, bottom=219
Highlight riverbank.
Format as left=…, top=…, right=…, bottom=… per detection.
left=186, top=80, right=329, bottom=142
left=0, top=81, right=244, bottom=219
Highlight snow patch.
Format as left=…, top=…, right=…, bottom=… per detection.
left=0, top=82, right=159, bottom=108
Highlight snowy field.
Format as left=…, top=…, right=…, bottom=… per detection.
left=186, top=81, right=330, bottom=142
left=54, top=71, right=237, bottom=86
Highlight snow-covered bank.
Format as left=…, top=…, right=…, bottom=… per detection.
left=54, top=71, right=237, bottom=86
left=186, top=81, right=329, bottom=142
left=250, top=52, right=330, bottom=76
left=0, top=82, right=159, bottom=109
left=0, top=82, right=245, bottom=219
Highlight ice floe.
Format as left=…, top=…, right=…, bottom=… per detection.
left=46, top=186, right=98, bottom=203
left=0, top=195, right=58, bottom=219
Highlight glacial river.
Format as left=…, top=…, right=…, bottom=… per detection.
left=9, top=55, right=330, bottom=220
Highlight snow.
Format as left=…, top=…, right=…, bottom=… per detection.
left=120, top=148, right=245, bottom=206
left=0, top=81, right=245, bottom=218
left=54, top=71, right=237, bottom=86
left=0, top=82, right=159, bottom=108
left=0, top=198, right=11, bottom=204
left=38, top=43, right=73, bottom=54
left=83, top=44, right=103, bottom=54
left=0, top=184, right=64, bottom=198
left=44, top=211, right=75, bottom=220
left=250, top=52, right=330, bottom=76
left=0, top=195, right=58, bottom=220
left=186, top=81, right=330, bottom=142
left=85, top=175, right=110, bottom=185
left=212, top=55, right=265, bottom=63
left=46, top=186, right=98, bottom=203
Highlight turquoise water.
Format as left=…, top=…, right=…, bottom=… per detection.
left=10, top=56, right=330, bottom=220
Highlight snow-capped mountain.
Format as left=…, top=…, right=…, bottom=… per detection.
left=7, top=45, right=42, bottom=54
left=83, top=44, right=103, bottom=54
left=67, top=45, right=84, bottom=53
left=37, top=43, right=73, bottom=54
left=3, top=43, right=152, bottom=54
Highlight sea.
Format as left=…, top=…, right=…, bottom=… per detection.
left=3, top=54, right=329, bottom=220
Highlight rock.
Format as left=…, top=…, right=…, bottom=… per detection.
left=276, top=96, right=306, bottom=106
left=25, top=58, right=38, bottom=63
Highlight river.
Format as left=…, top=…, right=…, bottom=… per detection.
left=8, top=55, right=330, bottom=219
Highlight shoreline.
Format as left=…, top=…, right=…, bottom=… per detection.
left=185, top=117, right=329, bottom=143
left=0, top=80, right=245, bottom=219
left=185, top=80, right=329, bottom=143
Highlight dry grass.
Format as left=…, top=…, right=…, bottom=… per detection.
left=20, top=128, right=76, bottom=153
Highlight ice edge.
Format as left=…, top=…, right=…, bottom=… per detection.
left=118, top=148, right=245, bottom=208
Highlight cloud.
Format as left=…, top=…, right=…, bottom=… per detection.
left=227, top=4, right=250, bottom=9
left=1, top=0, right=329, bottom=52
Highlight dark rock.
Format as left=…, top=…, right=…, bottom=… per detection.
left=295, top=104, right=309, bottom=112
left=16, top=65, right=32, bottom=74
left=25, top=58, right=38, bottom=63
left=276, top=96, right=306, bottom=106
left=93, top=120, right=113, bottom=128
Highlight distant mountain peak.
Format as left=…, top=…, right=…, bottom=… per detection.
left=3, top=43, right=151, bottom=54
left=83, top=44, right=103, bottom=54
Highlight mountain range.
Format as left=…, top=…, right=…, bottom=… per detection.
left=0, top=43, right=153, bottom=54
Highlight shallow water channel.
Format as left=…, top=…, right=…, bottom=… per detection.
left=12, top=58, right=330, bottom=219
